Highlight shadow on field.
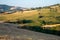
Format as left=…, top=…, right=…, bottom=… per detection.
left=17, top=26, right=60, bottom=36
left=5, top=19, right=33, bottom=24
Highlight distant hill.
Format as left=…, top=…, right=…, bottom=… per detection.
left=0, top=4, right=11, bottom=12
left=0, top=4, right=27, bottom=13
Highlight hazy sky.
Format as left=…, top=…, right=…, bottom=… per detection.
left=0, top=0, right=60, bottom=8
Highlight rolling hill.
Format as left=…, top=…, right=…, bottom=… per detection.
left=0, top=4, right=60, bottom=26
left=0, top=4, right=27, bottom=13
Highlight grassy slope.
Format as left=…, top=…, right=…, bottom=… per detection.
left=0, top=10, right=40, bottom=26
left=0, top=5, right=60, bottom=26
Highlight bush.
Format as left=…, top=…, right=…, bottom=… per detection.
left=17, top=25, right=60, bottom=36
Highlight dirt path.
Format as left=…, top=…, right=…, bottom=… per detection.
left=42, top=24, right=60, bottom=27
left=0, top=23, right=60, bottom=40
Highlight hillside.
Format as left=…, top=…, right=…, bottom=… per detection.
left=0, top=4, right=60, bottom=36
left=0, top=4, right=11, bottom=12
left=0, top=4, right=60, bottom=26
left=0, top=4, right=27, bottom=13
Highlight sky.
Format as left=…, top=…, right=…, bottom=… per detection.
left=0, top=0, right=60, bottom=8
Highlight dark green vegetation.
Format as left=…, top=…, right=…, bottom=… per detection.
left=17, top=25, right=60, bottom=36
left=5, top=19, right=33, bottom=24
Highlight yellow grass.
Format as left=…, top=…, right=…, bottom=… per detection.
left=42, top=24, right=60, bottom=27
left=0, top=10, right=38, bottom=21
